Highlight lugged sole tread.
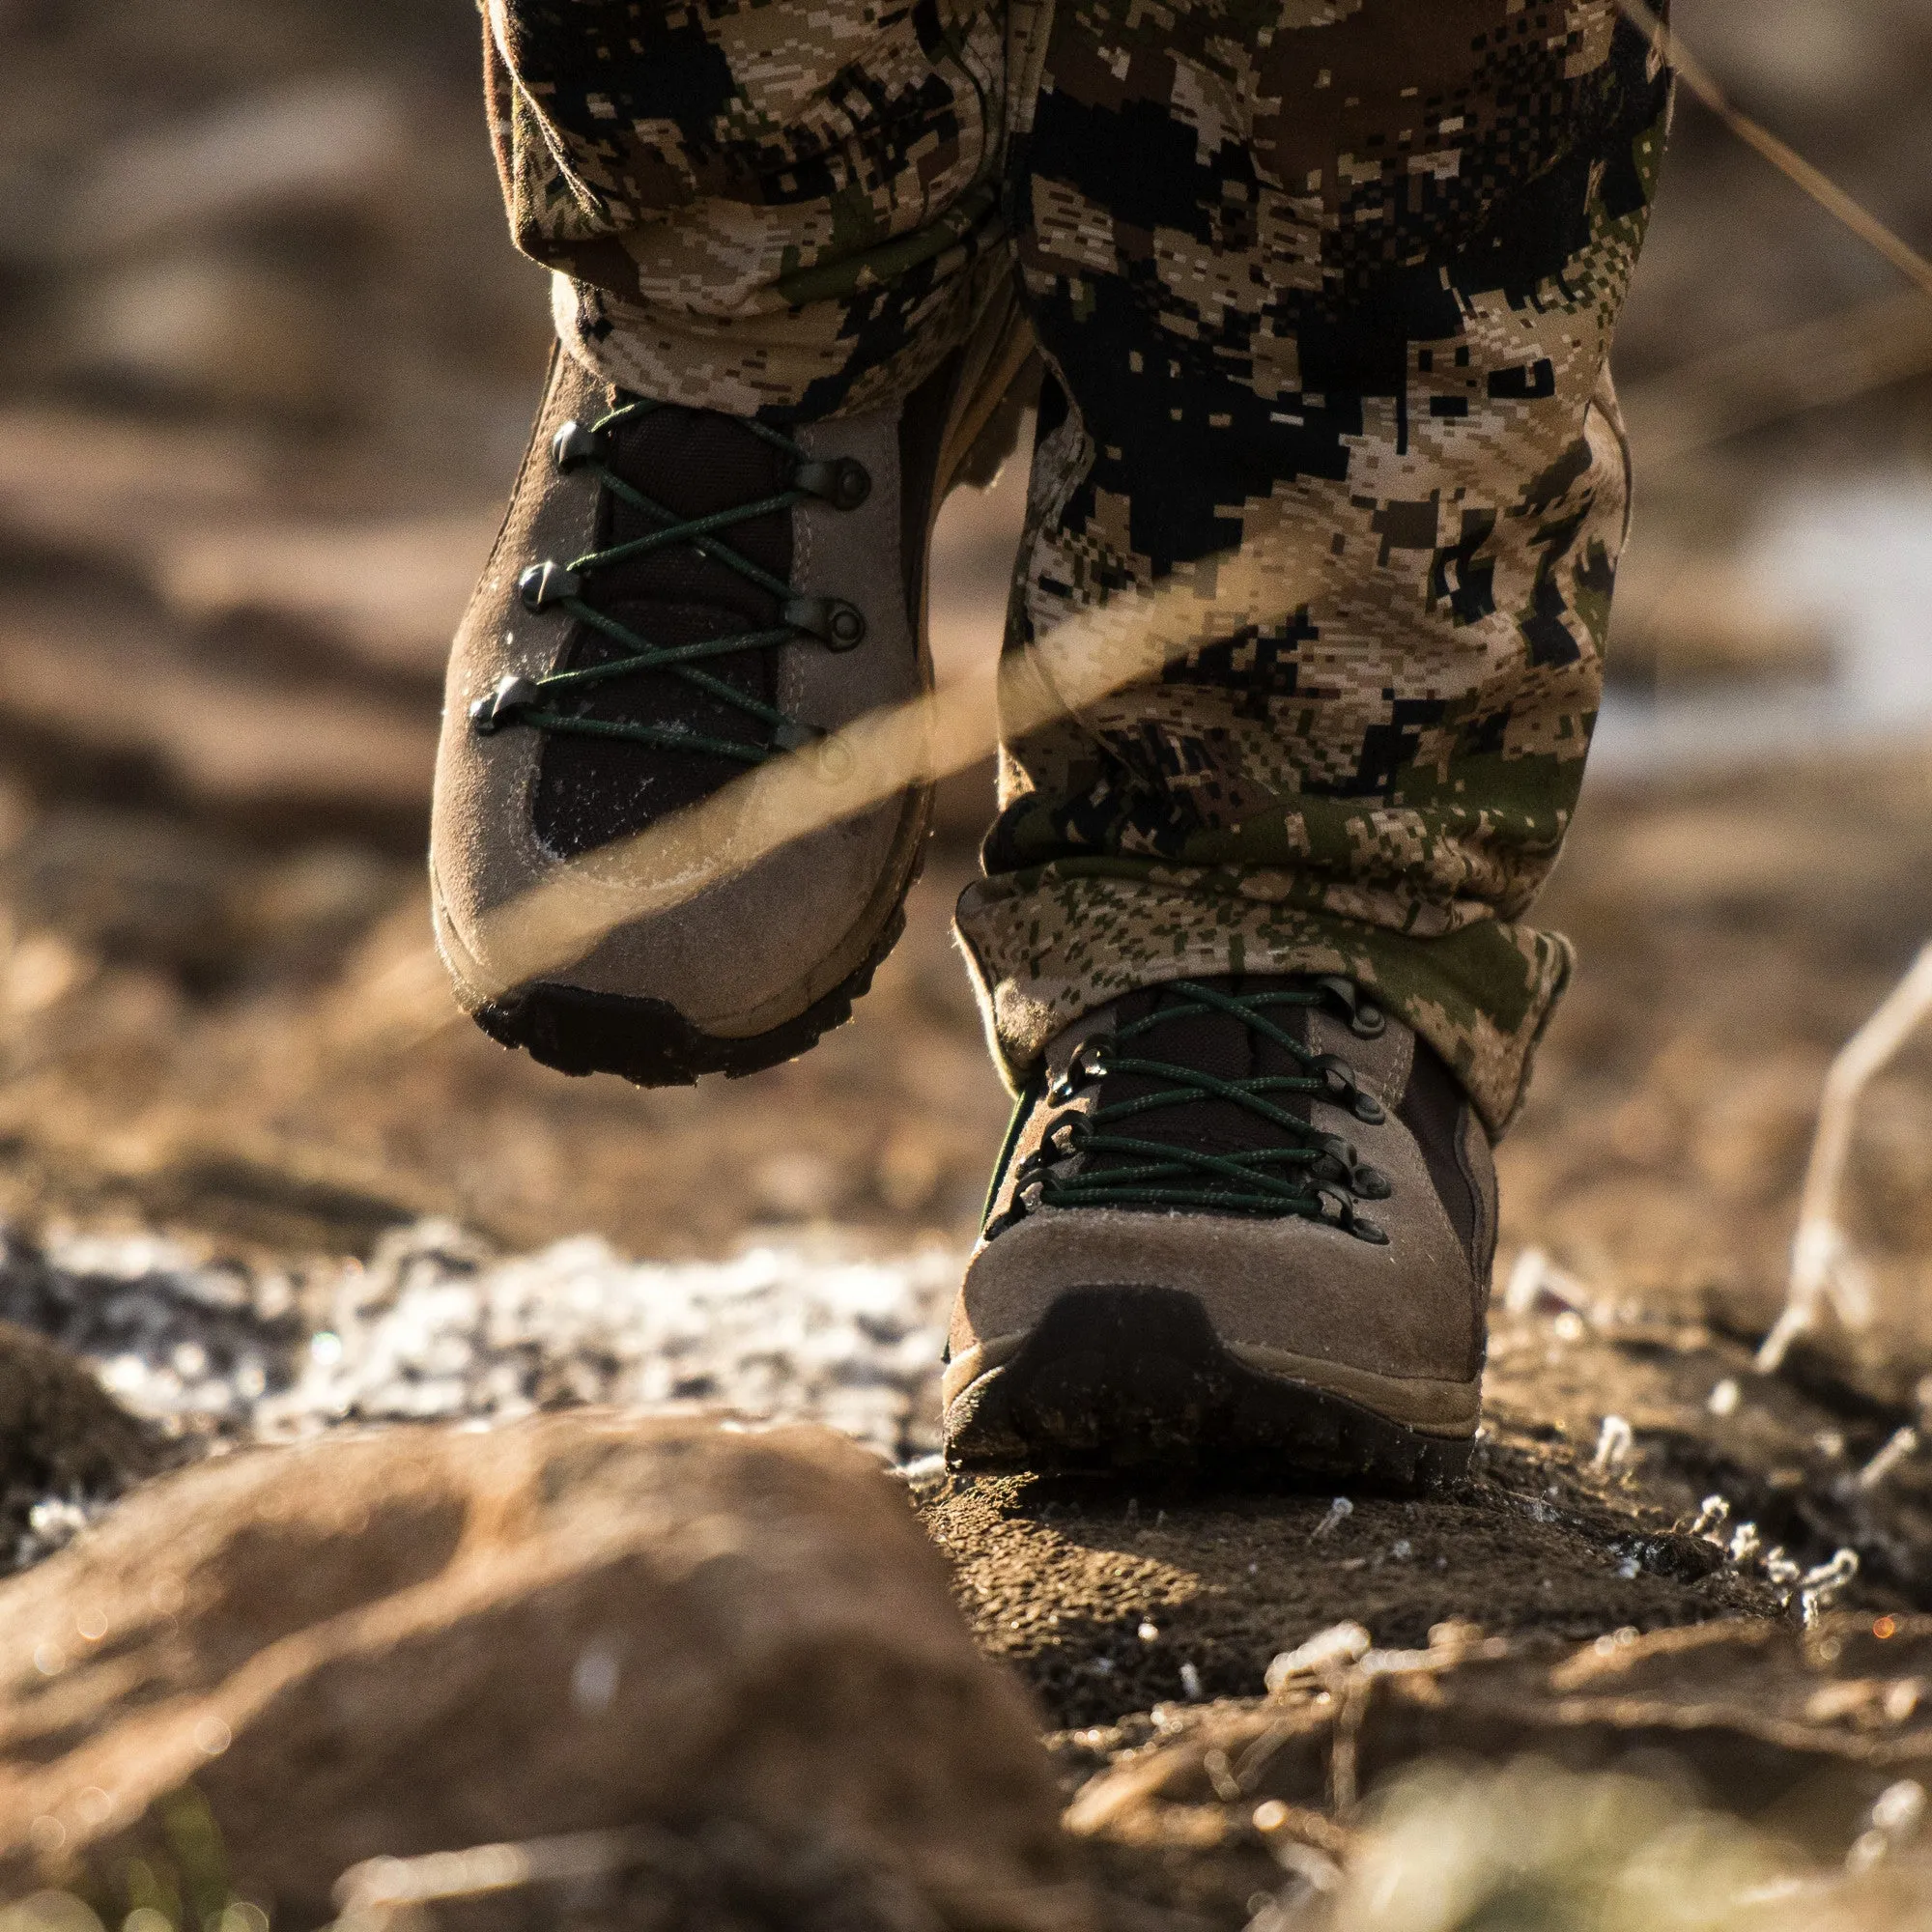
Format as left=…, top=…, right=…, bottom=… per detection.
left=945, top=1284, right=1473, bottom=1492
left=473, top=904, right=907, bottom=1087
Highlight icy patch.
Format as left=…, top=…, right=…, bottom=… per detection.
left=0, top=1220, right=960, bottom=1465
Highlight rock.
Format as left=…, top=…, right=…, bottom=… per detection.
left=0, top=1414, right=1085, bottom=1930
left=0, top=1320, right=162, bottom=1560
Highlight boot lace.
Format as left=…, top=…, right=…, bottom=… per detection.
left=468, top=398, right=870, bottom=760
left=1011, top=979, right=1395, bottom=1243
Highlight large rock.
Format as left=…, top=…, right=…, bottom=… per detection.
left=0, top=1415, right=1085, bottom=1929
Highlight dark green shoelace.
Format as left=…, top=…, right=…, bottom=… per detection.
left=1022, top=980, right=1394, bottom=1243
left=469, top=398, right=870, bottom=759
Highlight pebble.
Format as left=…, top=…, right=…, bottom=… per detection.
left=0, top=1219, right=959, bottom=1482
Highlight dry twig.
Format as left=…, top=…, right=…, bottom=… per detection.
left=1759, top=943, right=1932, bottom=1373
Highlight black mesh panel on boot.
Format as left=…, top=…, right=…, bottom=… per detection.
left=1083, top=976, right=1318, bottom=1174
left=533, top=406, right=791, bottom=858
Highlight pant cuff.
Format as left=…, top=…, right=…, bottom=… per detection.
left=953, top=867, right=1573, bottom=1137
left=549, top=213, right=1008, bottom=422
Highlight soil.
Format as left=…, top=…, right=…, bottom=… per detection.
left=13, top=752, right=1932, bottom=1922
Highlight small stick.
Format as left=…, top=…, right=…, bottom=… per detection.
left=1759, top=943, right=1932, bottom=1372
left=1614, top=0, right=1932, bottom=304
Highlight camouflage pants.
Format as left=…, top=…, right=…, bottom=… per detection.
left=484, top=0, right=1672, bottom=1131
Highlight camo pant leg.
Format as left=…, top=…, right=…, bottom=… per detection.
left=953, top=0, right=1673, bottom=1132
left=480, top=0, right=1013, bottom=417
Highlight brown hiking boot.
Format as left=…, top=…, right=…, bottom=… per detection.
left=942, top=976, right=1495, bottom=1486
left=431, top=327, right=1023, bottom=1085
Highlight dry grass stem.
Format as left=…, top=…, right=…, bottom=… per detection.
left=1760, top=941, right=1932, bottom=1371
left=465, top=552, right=1313, bottom=997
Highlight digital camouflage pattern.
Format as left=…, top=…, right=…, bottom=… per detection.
left=480, top=0, right=1011, bottom=416
left=966, top=0, right=1672, bottom=1131
left=483, top=0, right=1673, bottom=1130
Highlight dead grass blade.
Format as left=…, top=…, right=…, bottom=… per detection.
left=1615, top=0, right=1932, bottom=459
left=462, top=553, right=1310, bottom=998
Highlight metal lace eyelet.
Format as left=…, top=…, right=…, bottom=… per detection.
left=1351, top=1162, right=1392, bottom=1201
left=792, top=457, right=871, bottom=510
left=519, top=561, right=582, bottom=611
left=1313, top=1055, right=1382, bottom=1122
left=811, top=734, right=856, bottom=782
left=770, top=719, right=853, bottom=780
left=1315, top=974, right=1386, bottom=1037
left=469, top=673, right=536, bottom=734
left=783, top=595, right=867, bottom=650
left=551, top=419, right=610, bottom=472
left=1011, top=1147, right=1061, bottom=1201
left=1309, top=1151, right=1350, bottom=1189
left=1048, top=1043, right=1104, bottom=1104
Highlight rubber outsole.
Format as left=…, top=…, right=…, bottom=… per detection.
left=944, top=1285, right=1474, bottom=1492
left=472, top=903, right=906, bottom=1086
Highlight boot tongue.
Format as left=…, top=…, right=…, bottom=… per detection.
left=601, top=403, right=792, bottom=608
left=1094, top=977, right=1317, bottom=1161
left=533, top=401, right=792, bottom=857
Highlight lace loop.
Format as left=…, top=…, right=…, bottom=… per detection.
left=1033, top=980, right=1392, bottom=1244
left=469, top=399, right=867, bottom=758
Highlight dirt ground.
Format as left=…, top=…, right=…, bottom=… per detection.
left=10, top=0, right=1932, bottom=1922
left=13, top=708, right=1932, bottom=1923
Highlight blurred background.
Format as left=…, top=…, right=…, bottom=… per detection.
left=3, top=0, right=1932, bottom=1398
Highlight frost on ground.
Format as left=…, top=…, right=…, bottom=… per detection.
left=0, top=1219, right=959, bottom=1473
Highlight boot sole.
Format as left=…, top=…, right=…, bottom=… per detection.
left=470, top=902, right=909, bottom=1086
left=944, top=1285, right=1473, bottom=1491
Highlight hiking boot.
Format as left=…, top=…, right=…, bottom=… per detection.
left=942, top=975, right=1495, bottom=1486
left=431, top=317, right=1028, bottom=1085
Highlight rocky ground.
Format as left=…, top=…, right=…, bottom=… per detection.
left=10, top=745, right=1932, bottom=1926
left=9, top=0, right=1932, bottom=1925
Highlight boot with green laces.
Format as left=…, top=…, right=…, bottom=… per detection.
left=431, top=333, right=1021, bottom=1085
left=942, top=975, right=1496, bottom=1486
